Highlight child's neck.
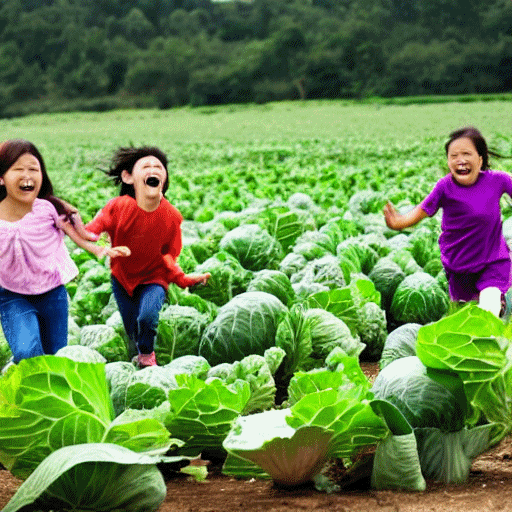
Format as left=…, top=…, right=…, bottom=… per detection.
left=0, top=197, right=35, bottom=222
left=134, top=192, right=162, bottom=212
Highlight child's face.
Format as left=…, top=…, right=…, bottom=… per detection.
left=1, top=152, right=42, bottom=206
left=447, top=137, right=483, bottom=187
left=122, top=155, right=168, bottom=200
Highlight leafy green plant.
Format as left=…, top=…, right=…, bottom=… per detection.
left=2, top=444, right=167, bottom=512
left=0, top=356, right=172, bottom=480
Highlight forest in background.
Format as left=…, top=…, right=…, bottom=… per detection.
left=0, top=0, right=511, bottom=117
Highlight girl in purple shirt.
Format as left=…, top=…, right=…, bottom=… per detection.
left=0, top=139, right=121, bottom=364
left=384, top=126, right=512, bottom=317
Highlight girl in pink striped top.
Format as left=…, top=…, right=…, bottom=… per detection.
left=0, top=139, right=119, bottom=364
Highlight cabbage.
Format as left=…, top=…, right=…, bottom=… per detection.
left=279, top=252, right=307, bottom=277
left=275, top=304, right=313, bottom=385
left=123, top=356, right=211, bottom=411
left=2, top=444, right=166, bottom=512
left=306, top=278, right=381, bottom=339
left=0, top=356, right=172, bottom=480
left=219, top=223, right=283, bottom=271
left=259, top=206, right=314, bottom=252
left=287, top=192, right=318, bottom=212
left=408, top=224, right=441, bottom=268
left=368, top=257, right=405, bottom=312
left=223, top=367, right=388, bottom=486
left=165, top=374, right=251, bottom=457
left=348, top=189, right=385, bottom=215
left=155, top=305, right=210, bottom=364
left=304, top=308, right=365, bottom=362
left=416, top=305, right=512, bottom=436
left=206, top=348, right=286, bottom=414
left=291, top=254, right=346, bottom=290
left=357, top=301, right=387, bottom=361
left=77, top=324, right=129, bottom=362
left=390, top=271, right=449, bottom=325
left=192, top=251, right=253, bottom=306
left=105, top=356, right=210, bottom=414
left=387, top=249, right=422, bottom=276
left=371, top=354, right=498, bottom=483
left=293, top=229, right=334, bottom=255
left=336, top=238, right=379, bottom=275
left=55, top=345, right=107, bottom=363
left=247, top=269, right=296, bottom=306
left=379, top=323, right=421, bottom=370
left=372, top=356, right=467, bottom=432
left=199, top=292, right=287, bottom=366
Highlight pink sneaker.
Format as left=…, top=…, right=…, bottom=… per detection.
left=137, top=351, right=157, bottom=368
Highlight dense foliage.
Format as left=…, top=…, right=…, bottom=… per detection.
left=1, top=103, right=512, bottom=506
left=0, top=0, right=511, bottom=116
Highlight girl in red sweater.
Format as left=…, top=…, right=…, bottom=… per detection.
left=85, top=146, right=209, bottom=368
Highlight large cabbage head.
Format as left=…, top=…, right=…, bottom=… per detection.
left=219, top=224, right=283, bottom=271
left=390, top=271, right=449, bottom=325
left=368, top=257, right=405, bottom=312
left=304, top=308, right=365, bottom=361
left=247, top=269, right=296, bottom=307
left=199, top=292, right=288, bottom=366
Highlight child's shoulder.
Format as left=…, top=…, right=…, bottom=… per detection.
left=160, top=198, right=183, bottom=222
left=104, top=195, right=135, bottom=212
left=34, top=198, right=58, bottom=217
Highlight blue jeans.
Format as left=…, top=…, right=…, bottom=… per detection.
left=0, top=285, right=69, bottom=363
left=111, top=277, right=166, bottom=355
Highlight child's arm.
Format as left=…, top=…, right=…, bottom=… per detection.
left=383, top=202, right=428, bottom=230
left=57, top=216, right=130, bottom=259
left=163, top=254, right=210, bottom=288
left=57, top=200, right=99, bottom=241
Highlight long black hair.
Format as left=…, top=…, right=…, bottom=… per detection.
left=105, top=146, right=169, bottom=198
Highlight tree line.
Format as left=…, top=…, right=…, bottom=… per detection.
left=0, top=0, right=511, bottom=116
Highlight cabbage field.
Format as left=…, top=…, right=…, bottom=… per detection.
left=2, top=99, right=512, bottom=511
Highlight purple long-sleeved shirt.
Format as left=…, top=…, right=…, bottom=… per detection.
left=421, top=170, right=512, bottom=273
left=0, top=198, right=78, bottom=294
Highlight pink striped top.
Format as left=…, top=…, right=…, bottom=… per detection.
left=0, top=198, right=78, bottom=294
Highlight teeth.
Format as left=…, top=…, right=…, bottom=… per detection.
left=20, top=179, right=35, bottom=190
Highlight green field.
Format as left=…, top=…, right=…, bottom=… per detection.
left=1, top=99, right=511, bottom=222
left=2, top=100, right=512, bottom=500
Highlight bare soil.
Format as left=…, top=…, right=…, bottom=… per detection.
left=1, top=362, right=512, bottom=512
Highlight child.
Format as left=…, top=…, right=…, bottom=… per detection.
left=384, top=126, right=512, bottom=317
left=0, top=139, right=122, bottom=364
left=83, top=146, right=210, bottom=368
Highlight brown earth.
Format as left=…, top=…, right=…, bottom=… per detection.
left=1, top=363, right=512, bottom=512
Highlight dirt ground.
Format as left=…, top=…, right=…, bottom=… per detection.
left=1, top=363, right=512, bottom=512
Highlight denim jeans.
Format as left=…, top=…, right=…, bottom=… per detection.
left=111, top=277, right=166, bottom=355
left=0, top=285, right=69, bottom=363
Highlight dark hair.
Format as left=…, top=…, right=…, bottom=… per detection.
left=0, top=139, right=71, bottom=216
left=445, top=126, right=502, bottom=171
left=105, top=146, right=169, bottom=198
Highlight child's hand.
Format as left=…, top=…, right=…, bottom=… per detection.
left=189, top=273, right=211, bottom=287
left=56, top=214, right=72, bottom=231
left=107, top=246, right=131, bottom=258
left=383, top=202, right=400, bottom=229
left=69, top=212, right=100, bottom=241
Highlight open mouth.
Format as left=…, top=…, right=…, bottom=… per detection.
left=145, top=176, right=160, bottom=188
left=455, top=167, right=471, bottom=176
left=19, top=180, right=35, bottom=191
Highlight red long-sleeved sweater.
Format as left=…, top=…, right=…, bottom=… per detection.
left=86, top=195, right=195, bottom=295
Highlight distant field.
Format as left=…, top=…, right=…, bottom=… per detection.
left=0, top=99, right=511, bottom=220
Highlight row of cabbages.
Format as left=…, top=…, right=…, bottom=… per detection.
left=2, top=192, right=510, bottom=511
left=30, top=191, right=451, bottom=375
left=1, top=303, right=511, bottom=512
